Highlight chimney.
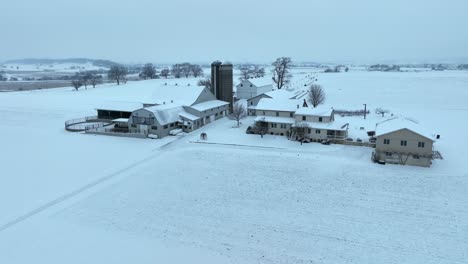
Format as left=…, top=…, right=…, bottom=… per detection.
left=302, top=99, right=308, bottom=108
left=171, top=100, right=173, bottom=103
left=297, top=104, right=299, bottom=109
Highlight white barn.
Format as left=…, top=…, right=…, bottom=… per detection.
left=236, top=77, right=273, bottom=100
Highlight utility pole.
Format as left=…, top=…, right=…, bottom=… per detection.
left=363, top=104, right=367, bottom=119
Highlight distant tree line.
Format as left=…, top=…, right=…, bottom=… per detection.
left=239, top=65, right=265, bottom=81
left=171, top=63, right=204, bottom=78
left=71, top=70, right=104, bottom=91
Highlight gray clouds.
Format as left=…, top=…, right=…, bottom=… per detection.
left=1, top=0, right=467, bottom=63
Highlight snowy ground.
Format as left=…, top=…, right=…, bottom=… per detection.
left=0, top=70, right=467, bottom=263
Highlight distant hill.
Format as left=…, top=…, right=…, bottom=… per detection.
left=4, top=58, right=119, bottom=68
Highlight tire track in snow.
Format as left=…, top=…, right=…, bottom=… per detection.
left=0, top=137, right=183, bottom=234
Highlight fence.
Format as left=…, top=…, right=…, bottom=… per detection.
left=85, top=128, right=147, bottom=139
left=64, top=116, right=111, bottom=132
left=334, top=110, right=370, bottom=117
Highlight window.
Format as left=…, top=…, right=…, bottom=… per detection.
left=385, top=152, right=392, bottom=157
left=308, top=128, right=311, bottom=134
left=289, top=112, right=293, bottom=117
left=170, top=123, right=175, bottom=127
left=302, top=116, right=306, bottom=121
left=250, top=101, right=253, bottom=105
left=276, top=112, right=279, bottom=117
left=163, top=125, right=168, bottom=129
left=400, top=140, right=407, bottom=146
left=250, top=84, right=253, bottom=87
left=240, top=84, right=243, bottom=87
left=384, top=139, right=390, bottom=144
left=319, top=117, right=323, bottom=122
left=315, top=129, right=321, bottom=134
left=131, top=124, right=136, bottom=128
left=262, top=111, right=266, bottom=115
left=280, top=124, right=287, bottom=129
left=271, top=123, right=277, bottom=128
left=151, top=126, right=157, bottom=130
left=418, top=142, right=425, bottom=148
left=413, top=155, right=420, bottom=159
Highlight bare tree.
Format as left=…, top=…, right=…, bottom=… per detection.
left=90, top=73, right=102, bottom=88
left=141, top=63, right=157, bottom=79
left=160, top=68, right=170, bottom=78
left=181, top=63, right=192, bottom=78
left=229, top=101, right=247, bottom=127
left=308, top=84, right=326, bottom=107
left=171, top=64, right=183, bottom=78
left=190, top=64, right=203, bottom=77
left=71, top=80, right=83, bottom=91
left=197, top=77, right=212, bottom=90
left=272, top=57, right=292, bottom=89
left=254, top=66, right=265, bottom=77
left=375, top=108, right=390, bottom=117
left=108, top=65, right=128, bottom=85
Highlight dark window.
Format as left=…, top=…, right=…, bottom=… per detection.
left=281, top=124, right=286, bottom=129
left=241, top=84, right=243, bottom=87
left=308, top=128, right=311, bottom=134
left=250, top=101, right=253, bottom=105
left=170, top=123, right=174, bottom=127
left=413, top=155, right=420, bottom=159
left=151, top=126, right=157, bottom=130
left=131, top=124, right=136, bottom=128
left=163, top=125, right=168, bottom=129
left=418, top=142, right=425, bottom=148
left=319, top=117, right=323, bottom=122
left=276, top=112, right=279, bottom=116
left=400, top=140, right=407, bottom=146
left=290, top=112, right=293, bottom=117
left=385, top=152, right=392, bottom=157
left=302, top=116, right=306, bottom=121
left=384, top=139, right=390, bottom=144
left=250, top=84, right=253, bottom=87
left=316, top=129, right=321, bottom=134
left=271, top=123, right=277, bottom=128
left=262, top=111, right=266, bottom=115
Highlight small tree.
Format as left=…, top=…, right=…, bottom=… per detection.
left=71, top=80, right=83, bottom=91
left=229, top=102, right=247, bottom=127
left=375, top=108, right=390, bottom=117
left=198, top=77, right=212, bottom=90
left=254, top=66, right=265, bottom=77
left=272, top=57, right=292, bottom=89
left=108, top=65, right=128, bottom=85
left=308, top=84, right=326, bottom=107
left=160, top=68, right=170, bottom=78
left=181, top=62, right=192, bottom=78
left=140, top=63, right=156, bottom=79
left=90, top=74, right=102, bottom=88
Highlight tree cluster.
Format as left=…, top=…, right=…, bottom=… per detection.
left=239, top=65, right=265, bottom=81
left=171, top=63, right=203, bottom=78
left=272, top=57, right=292, bottom=89
left=139, top=63, right=157, bottom=80
left=71, top=71, right=103, bottom=91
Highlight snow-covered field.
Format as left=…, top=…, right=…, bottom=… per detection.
left=0, top=70, right=467, bottom=263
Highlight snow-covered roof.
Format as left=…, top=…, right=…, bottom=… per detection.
left=93, top=80, right=205, bottom=111
left=255, top=116, right=295, bottom=124
left=190, top=100, right=229, bottom=112
left=264, top=89, right=295, bottom=99
left=179, top=111, right=199, bottom=121
left=241, top=77, right=273, bottom=88
left=375, top=117, right=435, bottom=141
left=293, top=121, right=348, bottom=131
left=144, top=105, right=184, bottom=125
left=96, top=101, right=143, bottom=112
left=255, top=98, right=300, bottom=112
left=295, top=106, right=333, bottom=117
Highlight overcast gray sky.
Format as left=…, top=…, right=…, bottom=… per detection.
left=1, top=0, right=467, bottom=64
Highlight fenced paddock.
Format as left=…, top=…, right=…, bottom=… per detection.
left=64, top=116, right=112, bottom=132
